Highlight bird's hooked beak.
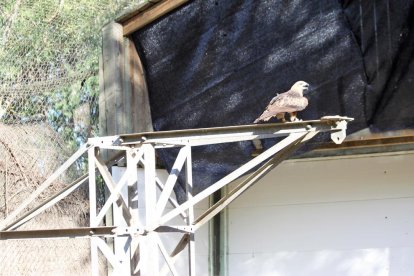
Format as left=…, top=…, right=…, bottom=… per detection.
left=303, top=83, right=310, bottom=95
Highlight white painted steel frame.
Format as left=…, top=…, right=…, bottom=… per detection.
left=86, top=117, right=352, bottom=275
left=0, top=117, right=352, bottom=276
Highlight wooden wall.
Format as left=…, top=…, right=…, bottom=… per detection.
left=99, top=0, right=189, bottom=136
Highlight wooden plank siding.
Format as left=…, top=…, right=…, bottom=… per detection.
left=125, top=39, right=153, bottom=133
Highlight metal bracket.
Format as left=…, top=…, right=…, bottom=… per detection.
left=321, top=116, right=354, bottom=144
left=87, top=135, right=123, bottom=147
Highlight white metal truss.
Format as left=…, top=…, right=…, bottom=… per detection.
left=0, top=116, right=353, bottom=275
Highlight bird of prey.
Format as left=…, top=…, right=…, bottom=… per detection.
left=254, top=81, right=309, bottom=123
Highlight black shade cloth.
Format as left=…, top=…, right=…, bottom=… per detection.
left=133, top=0, right=414, bottom=201
left=341, top=0, right=414, bottom=130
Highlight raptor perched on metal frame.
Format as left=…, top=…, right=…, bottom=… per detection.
left=254, top=81, right=310, bottom=123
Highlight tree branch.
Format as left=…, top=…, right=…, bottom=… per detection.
left=0, top=139, right=30, bottom=190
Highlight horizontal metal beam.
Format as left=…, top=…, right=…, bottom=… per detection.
left=0, top=225, right=195, bottom=240
left=0, top=226, right=117, bottom=240
left=119, top=116, right=352, bottom=147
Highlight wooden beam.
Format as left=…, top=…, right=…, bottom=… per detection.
left=125, top=38, right=153, bottom=133
left=115, top=1, right=155, bottom=23
left=123, top=0, right=189, bottom=36
left=100, top=21, right=124, bottom=136
left=100, top=22, right=153, bottom=136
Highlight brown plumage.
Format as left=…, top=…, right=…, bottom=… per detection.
left=254, top=81, right=309, bottom=123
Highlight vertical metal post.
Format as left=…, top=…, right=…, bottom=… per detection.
left=185, top=145, right=196, bottom=275
left=112, top=171, right=131, bottom=275
left=127, top=148, right=140, bottom=275
left=141, top=144, right=159, bottom=275
left=210, top=190, right=221, bottom=276
left=88, top=147, right=99, bottom=276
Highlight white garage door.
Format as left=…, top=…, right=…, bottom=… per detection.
left=227, top=152, right=414, bottom=276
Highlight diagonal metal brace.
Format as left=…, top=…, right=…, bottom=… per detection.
left=192, top=131, right=316, bottom=230
left=158, top=132, right=308, bottom=227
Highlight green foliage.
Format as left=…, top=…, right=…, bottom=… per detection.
left=0, top=0, right=144, bottom=153
left=0, top=0, right=148, bottom=183
left=46, top=76, right=99, bottom=152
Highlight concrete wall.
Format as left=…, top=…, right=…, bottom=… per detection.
left=226, top=152, right=414, bottom=276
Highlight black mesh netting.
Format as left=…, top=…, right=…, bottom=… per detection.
left=132, top=0, right=414, bottom=201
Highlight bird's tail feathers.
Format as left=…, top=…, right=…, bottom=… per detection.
left=254, top=115, right=272, bottom=124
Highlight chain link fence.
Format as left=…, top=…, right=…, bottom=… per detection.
left=0, top=1, right=144, bottom=274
